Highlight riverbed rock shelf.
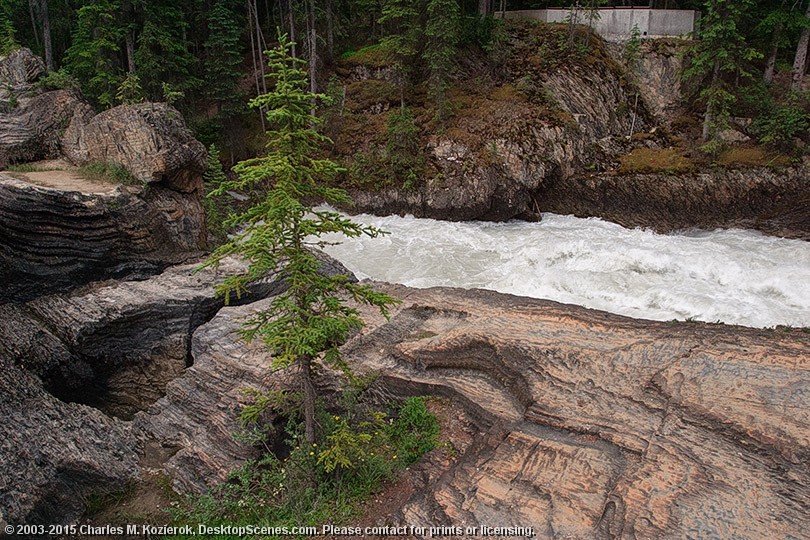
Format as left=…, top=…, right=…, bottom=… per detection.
left=136, top=283, right=809, bottom=539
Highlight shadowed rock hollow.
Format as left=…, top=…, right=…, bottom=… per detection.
left=136, top=283, right=809, bottom=539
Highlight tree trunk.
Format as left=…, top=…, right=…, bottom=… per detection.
left=478, top=0, right=490, bottom=17
left=301, top=355, right=316, bottom=445
left=28, top=0, right=39, bottom=47
left=326, top=0, right=334, bottom=61
left=764, top=22, right=781, bottom=84
left=791, top=1, right=810, bottom=91
left=307, top=0, right=317, bottom=94
left=125, top=32, right=136, bottom=73
left=286, top=0, right=296, bottom=58
left=702, top=59, right=721, bottom=142
left=39, top=0, right=53, bottom=70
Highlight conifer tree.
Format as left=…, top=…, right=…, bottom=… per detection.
left=204, top=0, right=244, bottom=116
left=424, top=0, right=460, bottom=121
left=133, top=0, right=199, bottom=101
left=201, top=32, right=397, bottom=445
left=64, top=0, right=124, bottom=107
left=379, top=0, right=421, bottom=107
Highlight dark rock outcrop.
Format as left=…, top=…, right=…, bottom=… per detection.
left=0, top=257, right=284, bottom=526
left=536, top=165, right=810, bottom=240
left=62, top=102, right=206, bottom=193
left=143, top=283, right=810, bottom=538
left=0, top=353, right=139, bottom=527
left=0, top=49, right=86, bottom=168
left=0, top=174, right=206, bottom=302
left=0, top=258, right=281, bottom=419
left=340, top=23, right=649, bottom=223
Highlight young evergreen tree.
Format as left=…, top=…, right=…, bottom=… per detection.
left=0, top=0, right=18, bottom=55
left=133, top=0, right=199, bottom=102
left=200, top=32, right=397, bottom=445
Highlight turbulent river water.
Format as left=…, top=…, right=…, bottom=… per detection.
left=320, top=211, right=810, bottom=328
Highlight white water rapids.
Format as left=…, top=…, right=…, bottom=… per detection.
left=319, top=210, right=810, bottom=328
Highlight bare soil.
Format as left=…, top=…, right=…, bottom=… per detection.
left=2, top=159, right=118, bottom=194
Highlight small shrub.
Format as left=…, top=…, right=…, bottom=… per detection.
left=38, top=69, right=80, bottom=91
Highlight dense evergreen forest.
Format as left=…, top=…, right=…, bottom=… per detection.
left=2, top=0, right=810, bottom=158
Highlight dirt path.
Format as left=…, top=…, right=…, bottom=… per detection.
left=2, top=159, right=118, bottom=194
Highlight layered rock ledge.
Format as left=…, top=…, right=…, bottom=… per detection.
left=136, top=283, right=809, bottom=538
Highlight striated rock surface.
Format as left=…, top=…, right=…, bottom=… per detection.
left=147, top=283, right=810, bottom=538
left=536, top=165, right=810, bottom=240
left=62, top=102, right=206, bottom=193
left=0, top=353, right=139, bottom=527
left=0, top=258, right=283, bottom=419
left=0, top=258, right=285, bottom=527
left=0, top=49, right=86, bottom=168
left=0, top=174, right=207, bottom=301
left=133, top=252, right=353, bottom=493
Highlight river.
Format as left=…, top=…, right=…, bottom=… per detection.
left=320, top=211, right=810, bottom=328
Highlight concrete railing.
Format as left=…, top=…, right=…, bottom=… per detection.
left=498, top=8, right=697, bottom=41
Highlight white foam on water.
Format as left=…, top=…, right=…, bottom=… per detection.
left=319, top=209, right=810, bottom=328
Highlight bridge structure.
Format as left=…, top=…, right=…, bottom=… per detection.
left=497, top=8, right=698, bottom=41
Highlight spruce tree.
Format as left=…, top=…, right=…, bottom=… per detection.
left=201, top=33, right=397, bottom=445
left=203, top=0, right=244, bottom=117
left=64, top=0, right=124, bottom=107
left=424, top=0, right=460, bottom=121
left=133, top=0, right=199, bottom=102
left=379, top=0, right=421, bottom=107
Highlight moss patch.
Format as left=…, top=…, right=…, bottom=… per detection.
left=618, top=147, right=693, bottom=174
left=716, top=146, right=792, bottom=168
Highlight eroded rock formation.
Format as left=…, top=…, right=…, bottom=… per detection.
left=0, top=174, right=207, bottom=301
left=0, top=353, right=139, bottom=528
left=0, top=49, right=86, bottom=168
left=141, top=283, right=810, bottom=538
left=537, top=164, right=810, bottom=240
left=61, top=102, right=206, bottom=193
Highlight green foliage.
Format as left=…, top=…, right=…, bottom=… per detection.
left=64, top=0, right=124, bottom=108
left=379, top=0, right=422, bottom=103
left=116, top=71, right=144, bottom=104
left=203, top=0, right=244, bottom=117
left=387, top=397, right=440, bottom=465
left=202, top=144, right=231, bottom=244
left=79, top=161, right=140, bottom=185
left=750, top=94, right=809, bottom=147
left=161, top=82, right=184, bottom=105
left=425, top=0, right=460, bottom=121
left=133, top=0, right=200, bottom=101
left=200, top=32, right=398, bottom=444
left=624, top=23, right=641, bottom=71
left=37, top=68, right=80, bottom=91
left=168, top=398, right=438, bottom=540
left=683, top=0, right=762, bottom=143
left=385, top=106, right=423, bottom=189
left=0, top=1, right=17, bottom=56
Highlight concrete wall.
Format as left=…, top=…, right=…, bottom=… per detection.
left=500, top=8, right=696, bottom=41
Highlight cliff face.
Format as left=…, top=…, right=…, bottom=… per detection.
left=0, top=50, right=208, bottom=302
left=332, top=24, right=808, bottom=239
left=337, top=22, right=651, bottom=222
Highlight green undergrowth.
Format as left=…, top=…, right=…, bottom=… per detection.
left=79, top=161, right=141, bottom=185
left=6, top=163, right=61, bottom=172
left=165, top=396, right=439, bottom=540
